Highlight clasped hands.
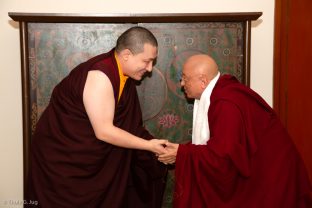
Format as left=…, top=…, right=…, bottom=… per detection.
left=150, top=139, right=179, bottom=165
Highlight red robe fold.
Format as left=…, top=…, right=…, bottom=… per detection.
left=26, top=49, right=166, bottom=208
left=174, top=75, right=311, bottom=208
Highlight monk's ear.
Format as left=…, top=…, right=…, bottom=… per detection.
left=200, top=76, right=209, bottom=89
left=120, top=49, right=132, bottom=61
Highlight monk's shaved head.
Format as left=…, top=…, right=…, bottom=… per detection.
left=181, top=54, right=220, bottom=99
left=183, top=54, right=219, bottom=79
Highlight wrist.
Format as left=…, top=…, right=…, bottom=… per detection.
left=142, top=139, right=152, bottom=151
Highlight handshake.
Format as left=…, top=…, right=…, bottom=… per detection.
left=148, top=139, right=179, bottom=165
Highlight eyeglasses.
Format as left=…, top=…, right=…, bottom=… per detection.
left=180, top=74, right=203, bottom=83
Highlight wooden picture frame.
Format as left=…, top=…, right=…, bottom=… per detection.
left=9, top=12, right=262, bottom=204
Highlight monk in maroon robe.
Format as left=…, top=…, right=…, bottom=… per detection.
left=159, top=54, right=312, bottom=208
left=26, top=27, right=167, bottom=208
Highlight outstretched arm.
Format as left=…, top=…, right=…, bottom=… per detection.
left=83, top=70, right=167, bottom=154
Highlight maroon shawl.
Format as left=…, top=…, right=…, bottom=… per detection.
left=174, top=75, right=311, bottom=208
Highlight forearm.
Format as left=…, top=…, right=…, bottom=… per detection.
left=95, top=124, right=151, bottom=150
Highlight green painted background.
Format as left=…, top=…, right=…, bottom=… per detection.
left=28, top=22, right=244, bottom=207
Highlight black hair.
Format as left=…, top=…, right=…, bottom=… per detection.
left=115, top=26, right=158, bottom=54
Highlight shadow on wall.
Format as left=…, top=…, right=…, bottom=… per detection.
left=8, top=19, right=19, bottom=29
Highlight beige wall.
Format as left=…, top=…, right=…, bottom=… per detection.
left=0, top=0, right=274, bottom=206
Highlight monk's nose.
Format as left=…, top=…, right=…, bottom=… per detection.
left=146, top=62, right=153, bottom=72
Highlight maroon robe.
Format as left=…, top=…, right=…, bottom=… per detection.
left=174, top=75, right=311, bottom=208
left=26, top=49, right=167, bottom=208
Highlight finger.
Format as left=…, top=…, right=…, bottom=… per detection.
left=158, top=156, right=174, bottom=162
left=165, top=142, right=176, bottom=148
left=158, top=152, right=173, bottom=158
left=157, top=156, right=170, bottom=162
left=157, top=154, right=168, bottom=159
left=158, top=156, right=172, bottom=161
left=158, top=139, right=168, bottom=144
left=168, top=159, right=176, bottom=164
left=156, top=147, right=168, bottom=155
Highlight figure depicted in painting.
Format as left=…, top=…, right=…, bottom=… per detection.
left=158, top=54, right=312, bottom=207
left=26, top=26, right=168, bottom=208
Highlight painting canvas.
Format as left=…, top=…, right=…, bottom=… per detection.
left=27, top=22, right=244, bottom=207
left=28, top=22, right=244, bottom=140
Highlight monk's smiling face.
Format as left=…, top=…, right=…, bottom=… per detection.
left=122, top=43, right=157, bottom=81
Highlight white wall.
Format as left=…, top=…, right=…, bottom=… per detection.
left=0, top=0, right=274, bottom=206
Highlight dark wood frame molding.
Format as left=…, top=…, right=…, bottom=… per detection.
left=9, top=12, right=262, bottom=197
left=10, top=12, right=261, bottom=23
left=273, top=0, right=289, bottom=123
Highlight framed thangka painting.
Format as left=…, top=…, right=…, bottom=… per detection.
left=9, top=12, right=262, bottom=207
